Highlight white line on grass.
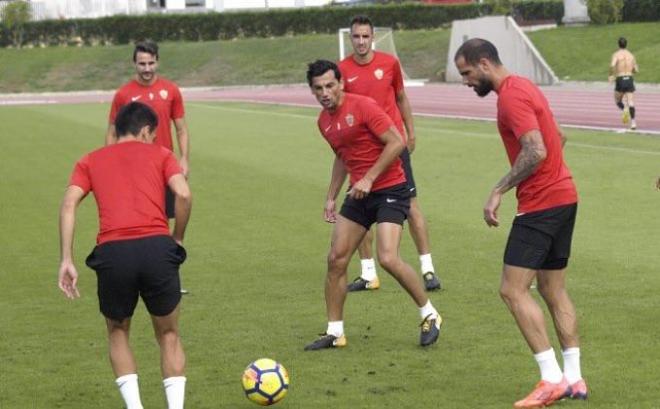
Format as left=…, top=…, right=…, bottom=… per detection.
left=190, top=102, right=660, bottom=156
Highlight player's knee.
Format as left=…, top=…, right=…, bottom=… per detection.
left=327, top=250, right=350, bottom=272
left=156, top=327, right=180, bottom=346
left=377, top=252, right=399, bottom=272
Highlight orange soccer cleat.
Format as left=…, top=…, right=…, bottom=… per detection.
left=513, top=378, right=570, bottom=409
left=567, top=379, right=588, bottom=400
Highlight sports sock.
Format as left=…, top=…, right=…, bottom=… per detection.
left=534, top=348, right=564, bottom=383
left=163, top=376, right=186, bottom=409
left=418, top=300, right=438, bottom=320
left=360, top=258, right=377, bottom=281
left=419, top=253, right=435, bottom=274
left=562, top=347, right=583, bottom=384
left=616, top=101, right=625, bottom=110
left=629, top=106, right=636, bottom=119
left=115, top=374, right=144, bottom=409
left=327, top=321, right=344, bottom=337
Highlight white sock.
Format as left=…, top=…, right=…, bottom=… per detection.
left=326, top=321, right=344, bottom=338
left=419, top=253, right=435, bottom=274
left=163, top=376, right=186, bottom=409
left=562, top=347, right=582, bottom=384
left=534, top=348, right=564, bottom=383
left=418, top=300, right=438, bottom=320
left=360, top=258, right=377, bottom=281
left=115, top=374, right=144, bottom=409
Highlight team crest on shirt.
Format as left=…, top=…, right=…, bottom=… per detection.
left=159, top=89, right=168, bottom=100
left=149, top=92, right=154, bottom=100
left=345, top=113, right=354, bottom=127
left=374, top=69, right=384, bottom=80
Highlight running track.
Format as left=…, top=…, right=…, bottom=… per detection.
left=2, top=82, right=659, bottom=134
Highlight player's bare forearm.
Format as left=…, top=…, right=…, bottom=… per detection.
left=327, top=156, right=347, bottom=200
left=493, top=130, right=547, bottom=194
left=168, top=174, right=192, bottom=243
left=396, top=91, right=415, bottom=150
left=59, top=187, right=85, bottom=261
left=174, top=118, right=190, bottom=160
left=364, top=127, right=405, bottom=183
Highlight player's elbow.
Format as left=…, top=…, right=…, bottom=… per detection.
left=535, top=146, right=548, bottom=163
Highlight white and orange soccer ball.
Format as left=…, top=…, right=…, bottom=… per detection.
left=241, top=358, right=289, bottom=406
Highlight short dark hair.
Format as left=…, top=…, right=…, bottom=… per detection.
left=350, top=15, right=373, bottom=32
left=618, top=37, right=627, bottom=49
left=115, top=102, right=159, bottom=138
left=306, top=59, right=341, bottom=86
left=133, top=40, right=159, bottom=62
left=454, top=38, right=502, bottom=66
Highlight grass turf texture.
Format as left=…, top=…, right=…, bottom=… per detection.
left=1, top=101, right=659, bottom=408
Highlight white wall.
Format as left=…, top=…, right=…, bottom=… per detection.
left=213, top=0, right=329, bottom=11
left=29, top=0, right=146, bottom=20
left=446, top=16, right=558, bottom=85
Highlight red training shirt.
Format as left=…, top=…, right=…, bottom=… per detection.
left=69, top=141, right=182, bottom=244
left=109, top=77, right=185, bottom=151
left=339, top=51, right=405, bottom=134
left=496, top=75, right=578, bottom=213
left=318, top=93, right=405, bottom=192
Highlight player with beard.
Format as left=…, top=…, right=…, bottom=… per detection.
left=454, top=38, right=586, bottom=408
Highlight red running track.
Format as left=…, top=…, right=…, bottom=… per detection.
left=2, top=82, right=659, bottom=134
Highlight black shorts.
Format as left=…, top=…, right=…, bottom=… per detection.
left=503, top=203, right=577, bottom=270
left=339, top=183, right=410, bottom=229
left=615, top=76, right=635, bottom=93
left=399, top=149, right=417, bottom=198
left=85, top=235, right=186, bottom=321
left=165, top=187, right=175, bottom=219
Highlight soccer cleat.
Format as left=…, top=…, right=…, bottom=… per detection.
left=622, top=107, right=630, bottom=124
left=513, top=378, right=570, bottom=409
left=419, top=313, right=442, bottom=346
left=567, top=379, right=588, bottom=400
left=347, top=276, right=380, bottom=292
left=304, top=333, right=347, bottom=351
left=423, top=272, right=442, bottom=291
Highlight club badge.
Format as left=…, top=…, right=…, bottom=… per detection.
left=159, top=89, right=168, bottom=100
left=374, top=69, right=384, bottom=80
left=345, top=113, right=354, bottom=127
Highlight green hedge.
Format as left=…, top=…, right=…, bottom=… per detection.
left=622, top=0, right=660, bottom=22
left=0, top=1, right=567, bottom=48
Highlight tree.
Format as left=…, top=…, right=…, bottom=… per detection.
left=1, top=0, right=31, bottom=48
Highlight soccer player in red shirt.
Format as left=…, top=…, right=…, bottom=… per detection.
left=303, top=60, right=442, bottom=350
left=58, top=102, right=192, bottom=409
left=338, top=15, right=442, bottom=292
left=454, top=39, right=586, bottom=408
left=106, top=40, right=190, bottom=219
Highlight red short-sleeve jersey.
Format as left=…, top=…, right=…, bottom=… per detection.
left=318, top=93, right=405, bottom=192
left=496, top=76, right=578, bottom=213
left=338, top=51, right=405, bottom=134
left=69, top=141, right=182, bottom=244
left=109, top=77, right=185, bottom=151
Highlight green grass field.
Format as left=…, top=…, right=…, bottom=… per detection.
left=1, top=101, right=660, bottom=408
left=1, top=20, right=659, bottom=93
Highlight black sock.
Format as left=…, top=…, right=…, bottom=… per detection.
left=616, top=101, right=625, bottom=110
left=630, top=106, right=636, bottom=119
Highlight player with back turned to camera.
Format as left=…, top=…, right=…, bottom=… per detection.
left=454, top=39, right=586, bottom=408
left=304, top=59, right=442, bottom=351
left=609, top=36, right=639, bottom=130
left=338, top=15, right=442, bottom=292
left=58, top=102, right=192, bottom=409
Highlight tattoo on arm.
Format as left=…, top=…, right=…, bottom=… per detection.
left=494, top=130, right=547, bottom=193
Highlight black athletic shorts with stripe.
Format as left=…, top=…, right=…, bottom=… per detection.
left=86, top=235, right=186, bottom=321
left=503, top=203, right=577, bottom=270
left=339, top=183, right=410, bottom=229
left=615, top=76, right=635, bottom=93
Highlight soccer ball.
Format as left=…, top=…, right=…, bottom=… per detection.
left=241, top=358, right=289, bottom=406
